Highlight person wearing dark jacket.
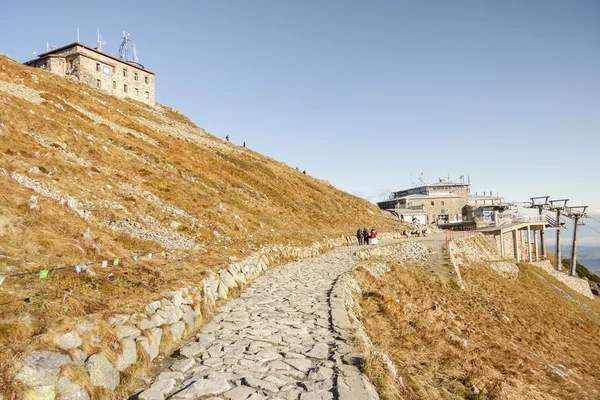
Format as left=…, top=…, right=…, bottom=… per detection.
left=357, top=228, right=364, bottom=245
left=363, top=227, right=370, bottom=245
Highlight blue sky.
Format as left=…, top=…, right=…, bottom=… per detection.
left=2, top=0, right=599, bottom=246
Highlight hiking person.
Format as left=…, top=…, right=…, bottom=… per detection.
left=226, top=135, right=229, bottom=142
left=243, top=141, right=246, bottom=147
left=370, top=227, right=378, bottom=245
left=357, top=228, right=364, bottom=245
left=363, top=227, right=370, bottom=245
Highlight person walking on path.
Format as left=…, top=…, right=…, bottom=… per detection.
left=357, top=228, right=364, bottom=245
left=226, top=135, right=229, bottom=142
left=363, top=227, right=370, bottom=245
left=370, top=227, right=378, bottom=245
left=243, top=141, right=246, bottom=147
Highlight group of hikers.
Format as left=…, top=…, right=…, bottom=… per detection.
left=356, top=227, right=378, bottom=245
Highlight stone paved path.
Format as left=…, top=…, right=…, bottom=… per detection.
left=135, top=246, right=378, bottom=400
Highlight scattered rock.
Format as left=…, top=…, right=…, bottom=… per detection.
left=85, top=354, right=119, bottom=390
left=56, top=376, right=90, bottom=400
left=14, top=351, right=72, bottom=386
left=53, top=331, right=82, bottom=350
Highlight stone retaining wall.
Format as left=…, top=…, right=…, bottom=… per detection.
left=13, top=235, right=357, bottom=400
left=530, top=260, right=594, bottom=300
left=448, top=234, right=518, bottom=281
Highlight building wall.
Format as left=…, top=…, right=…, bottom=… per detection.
left=490, top=232, right=516, bottom=260
left=411, top=196, right=466, bottom=224
left=27, top=45, right=155, bottom=106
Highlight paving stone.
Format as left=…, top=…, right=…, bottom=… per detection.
left=171, top=358, right=195, bottom=373
left=170, top=377, right=231, bottom=399
left=223, top=385, right=256, bottom=400
left=157, top=371, right=184, bottom=381
left=131, top=245, right=383, bottom=400
left=243, top=377, right=280, bottom=393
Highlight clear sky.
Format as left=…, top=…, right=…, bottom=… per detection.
left=2, top=0, right=599, bottom=245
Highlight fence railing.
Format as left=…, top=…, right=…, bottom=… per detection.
left=445, top=225, right=478, bottom=252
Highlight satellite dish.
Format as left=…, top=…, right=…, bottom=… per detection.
left=33, top=52, right=37, bottom=55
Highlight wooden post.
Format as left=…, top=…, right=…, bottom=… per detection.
left=570, top=215, right=580, bottom=276
left=556, top=209, right=562, bottom=271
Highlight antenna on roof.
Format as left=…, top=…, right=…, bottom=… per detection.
left=97, top=29, right=106, bottom=51
left=119, top=31, right=141, bottom=64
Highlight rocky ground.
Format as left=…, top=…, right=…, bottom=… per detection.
left=132, top=245, right=381, bottom=400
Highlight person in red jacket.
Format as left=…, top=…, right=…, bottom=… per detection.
left=370, top=227, right=378, bottom=245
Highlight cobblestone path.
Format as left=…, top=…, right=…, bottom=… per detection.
left=136, top=246, right=378, bottom=400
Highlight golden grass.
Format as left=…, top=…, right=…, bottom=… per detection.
left=354, top=257, right=600, bottom=400
left=0, top=53, right=405, bottom=396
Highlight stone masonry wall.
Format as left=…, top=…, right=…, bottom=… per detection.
left=27, top=45, right=155, bottom=106
left=12, top=235, right=357, bottom=399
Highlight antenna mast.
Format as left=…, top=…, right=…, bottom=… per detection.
left=97, top=29, right=106, bottom=51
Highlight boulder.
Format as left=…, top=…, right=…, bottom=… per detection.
left=116, top=338, right=137, bottom=371
left=53, top=331, right=82, bottom=350
left=23, top=385, right=55, bottom=400
left=14, top=351, right=72, bottom=386
left=114, top=324, right=141, bottom=340
left=85, top=354, right=119, bottom=390
left=170, top=321, right=186, bottom=341
left=56, top=376, right=90, bottom=400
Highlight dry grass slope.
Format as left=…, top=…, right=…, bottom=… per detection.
left=0, top=54, right=401, bottom=394
left=354, top=254, right=600, bottom=400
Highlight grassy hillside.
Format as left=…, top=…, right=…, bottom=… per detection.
left=0, top=54, right=401, bottom=392
left=355, top=244, right=600, bottom=399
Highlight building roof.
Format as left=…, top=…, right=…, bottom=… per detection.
left=33, top=42, right=155, bottom=75
left=400, top=193, right=462, bottom=200
left=468, top=194, right=505, bottom=200
left=377, top=192, right=461, bottom=206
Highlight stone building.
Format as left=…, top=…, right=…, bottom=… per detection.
left=377, top=179, right=471, bottom=225
left=466, top=193, right=509, bottom=225
left=24, top=42, right=155, bottom=106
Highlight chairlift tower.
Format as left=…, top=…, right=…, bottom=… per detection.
left=530, top=197, right=588, bottom=276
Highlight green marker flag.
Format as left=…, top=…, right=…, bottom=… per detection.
left=40, top=270, right=49, bottom=279
left=113, top=258, right=119, bottom=266
left=161, top=251, right=166, bottom=257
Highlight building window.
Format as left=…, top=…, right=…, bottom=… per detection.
left=135, top=88, right=139, bottom=96
left=96, top=79, right=101, bottom=88
left=96, top=63, right=100, bottom=71
left=112, top=81, right=116, bottom=89
left=431, top=201, right=435, bottom=206
left=123, top=69, right=127, bottom=77
left=145, top=91, right=149, bottom=99
left=68, top=60, right=73, bottom=70
left=441, top=201, right=445, bottom=206
left=145, top=76, right=149, bottom=84
left=134, top=72, right=138, bottom=81
left=124, top=84, right=128, bottom=93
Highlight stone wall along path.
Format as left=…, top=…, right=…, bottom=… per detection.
left=134, top=246, right=378, bottom=400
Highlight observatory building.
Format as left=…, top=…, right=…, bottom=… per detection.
left=24, top=33, right=155, bottom=106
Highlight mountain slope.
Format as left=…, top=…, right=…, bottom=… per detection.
left=0, top=54, right=401, bottom=392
